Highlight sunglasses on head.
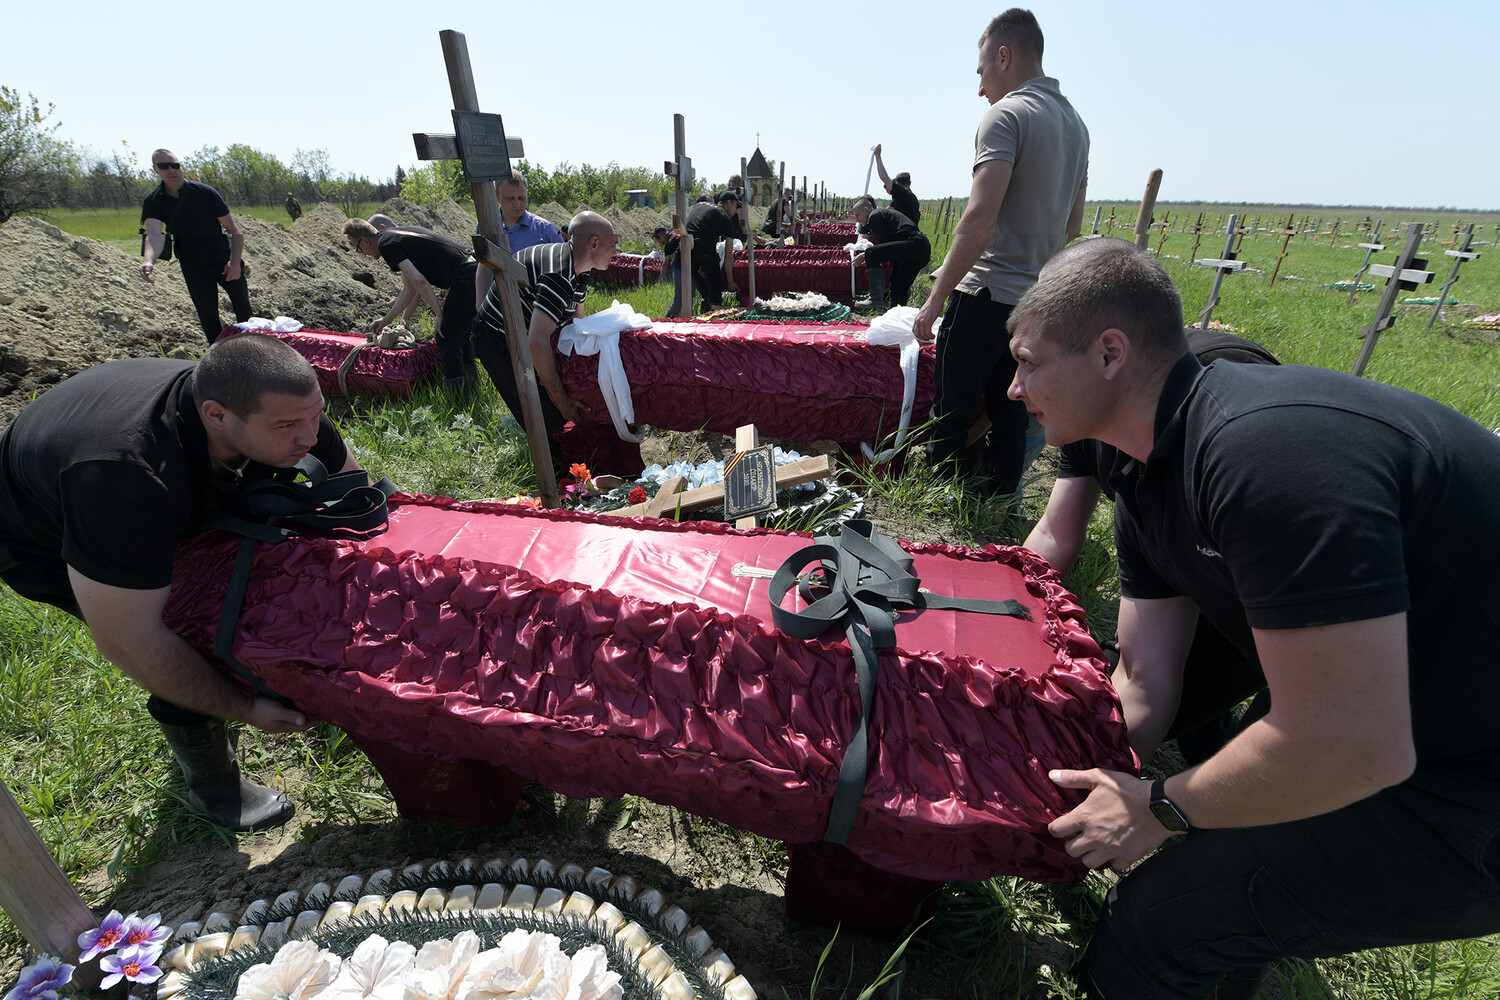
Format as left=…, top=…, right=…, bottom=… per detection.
left=154, top=161, right=181, bottom=170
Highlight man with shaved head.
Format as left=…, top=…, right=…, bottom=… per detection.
left=1008, top=241, right=1500, bottom=999
left=471, top=211, right=618, bottom=449
left=911, top=9, right=1089, bottom=497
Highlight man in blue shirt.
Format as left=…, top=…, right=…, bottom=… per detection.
left=476, top=172, right=564, bottom=309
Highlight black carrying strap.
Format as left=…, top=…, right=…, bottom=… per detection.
left=203, top=455, right=397, bottom=705
left=766, top=519, right=1031, bottom=845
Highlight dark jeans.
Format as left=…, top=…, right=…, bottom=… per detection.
left=865, top=234, right=932, bottom=307
left=1075, top=776, right=1500, bottom=999
left=665, top=262, right=684, bottom=318
left=0, top=561, right=210, bottom=726
left=180, top=261, right=252, bottom=344
left=690, top=252, right=725, bottom=310
left=926, top=289, right=1027, bottom=494
left=471, top=316, right=564, bottom=461
left=436, top=261, right=479, bottom=382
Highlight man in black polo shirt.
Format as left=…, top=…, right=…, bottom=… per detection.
left=0, top=333, right=365, bottom=832
left=471, top=211, right=617, bottom=449
left=344, top=217, right=478, bottom=397
left=1005, top=242, right=1500, bottom=999
left=851, top=195, right=931, bottom=309
left=684, top=192, right=742, bottom=313
left=873, top=144, right=920, bottom=225
left=139, top=148, right=253, bottom=344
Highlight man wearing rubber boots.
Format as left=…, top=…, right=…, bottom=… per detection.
left=0, top=333, right=365, bottom=831
left=1006, top=242, right=1500, bottom=999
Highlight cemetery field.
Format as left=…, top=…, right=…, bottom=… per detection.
left=3, top=200, right=1500, bottom=998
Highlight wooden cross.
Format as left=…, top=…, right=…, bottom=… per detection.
left=741, top=155, right=756, bottom=303
left=1154, top=211, right=1171, bottom=256
left=603, top=424, right=832, bottom=520
left=1133, top=168, right=1163, bottom=250
left=1351, top=223, right=1432, bottom=377
left=1347, top=219, right=1385, bottom=304
left=663, top=114, right=696, bottom=317
left=0, top=778, right=102, bottom=988
left=1186, top=211, right=1205, bottom=266
left=414, top=30, right=559, bottom=508
left=1089, top=205, right=1102, bottom=235
left=1426, top=222, right=1480, bottom=331
left=1268, top=214, right=1298, bottom=287
left=1193, top=214, right=1244, bottom=329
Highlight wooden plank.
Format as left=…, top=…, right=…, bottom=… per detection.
left=413, top=132, right=525, bottom=161
left=438, top=29, right=559, bottom=509
left=1133, top=168, right=1163, bottom=249
left=734, top=425, right=761, bottom=530
left=606, top=455, right=832, bottom=518
left=642, top=476, right=688, bottom=519
left=0, top=779, right=101, bottom=982
left=1367, top=264, right=1435, bottom=284
left=472, top=234, right=531, bottom=285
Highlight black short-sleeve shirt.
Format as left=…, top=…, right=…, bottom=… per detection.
left=1112, top=354, right=1500, bottom=765
left=685, top=203, right=736, bottom=260
left=1058, top=329, right=1279, bottom=499
left=864, top=207, right=922, bottom=245
left=888, top=184, right=920, bottom=225
left=140, top=180, right=232, bottom=264
left=0, top=359, right=348, bottom=594
left=376, top=227, right=471, bottom=289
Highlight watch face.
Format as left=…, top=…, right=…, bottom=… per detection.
left=1150, top=798, right=1190, bottom=833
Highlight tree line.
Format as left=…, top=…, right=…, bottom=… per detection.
left=3, top=84, right=714, bottom=225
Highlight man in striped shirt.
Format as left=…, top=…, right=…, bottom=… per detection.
left=472, top=211, right=618, bottom=448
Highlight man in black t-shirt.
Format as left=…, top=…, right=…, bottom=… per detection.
left=471, top=211, right=617, bottom=446
left=851, top=195, right=932, bottom=309
left=0, top=333, right=364, bottom=832
left=139, top=148, right=253, bottom=344
left=344, top=217, right=478, bottom=396
left=873, top=144, right=920, bottom=225
left=684, top=192, right=742, bottom=312
left=1006, top=242, right=1500, bottom=999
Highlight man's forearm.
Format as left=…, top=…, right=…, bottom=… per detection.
left=97, top=622, right=257, bottom=723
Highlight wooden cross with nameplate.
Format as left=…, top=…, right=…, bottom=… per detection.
left=413, top=29, right=560, bottom=508
left=1193, top=214, right=1245, bottom=329
left=1351, top=223, right=1434, bottom=377
left=663, top=115, right=696, bottom=317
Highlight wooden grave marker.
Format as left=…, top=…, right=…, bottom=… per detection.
left=415, top=29, right=559, bottom=508
left=1193, top=214, right=1245, bottom=329
left=1347, top=218, right=1385, bottom=304
left=1154, top=211, right=1172, bottom=256
left=741, top=155, right=756, bottom=304
left=1426, top=222, right=1480, bottom=331
left=1351, top=223, right=1434, bottom=377
left=1186, top=212, right=1206, bottom=266
left=1089, top=205, right=1102, bottom=235
left=663, top=114, right=695, bottom=317
left=1133, top=168, right=1164, bottom=250
left=1268, top=214, right=1298, bottom=287
left=604, top=426, right=832, bottom=520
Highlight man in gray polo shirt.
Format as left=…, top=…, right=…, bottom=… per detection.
left=912, top=8, right=1088, bottom=497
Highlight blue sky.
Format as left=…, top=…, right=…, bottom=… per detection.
left=10, top=0, right=1496, bottom=209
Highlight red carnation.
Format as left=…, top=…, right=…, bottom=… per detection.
left=629, top=486, right=648, bottom=505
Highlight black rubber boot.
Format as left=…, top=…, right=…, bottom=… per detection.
left=864, top=263, right=888, bottom=311
left=158, top=718, right=294, bottom=832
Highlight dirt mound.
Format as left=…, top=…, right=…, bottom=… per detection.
left=372, top=197, right=479, bottom=243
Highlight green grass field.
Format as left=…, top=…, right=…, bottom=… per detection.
left=3, top=201, right=1499, bottom=998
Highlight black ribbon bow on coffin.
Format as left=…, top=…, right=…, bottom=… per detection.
left=766, top=519, right=1031, bottom=845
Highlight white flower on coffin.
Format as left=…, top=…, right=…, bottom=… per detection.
left=404, top=931, right=482, bottom=1000
left=322, top=934, right=415, bottom=999
left=566, top=945, right=623, bottom=1000
left=235, top=939, right=342, bottom=1000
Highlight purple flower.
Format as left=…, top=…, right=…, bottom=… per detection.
left=77, top=909, right=127, bottom=961
left=98, top=944, right=164, bottom=989
left=119, top=912, right=171, bottom=953
left=4, top=955, right=73, bottom=1000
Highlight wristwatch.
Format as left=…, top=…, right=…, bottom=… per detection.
left=1149, top=779, right=1192, bottom=833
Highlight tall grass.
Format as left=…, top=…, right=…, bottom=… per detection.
left=3, top=206, right=1498, bottom=997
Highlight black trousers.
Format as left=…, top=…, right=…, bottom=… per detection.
left=180, top=260, right=252, bottom=344
left=471, top=315, right=564, bottom=460
left=690, top=252, right=725, bottom=309
left=926, top=289, right=1027, bottom=494
left=434, top=262, right=479, bottom=382
left=865, top=234, right=931, bottom=307
left=1076, top=776, right=1500, bottom=999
